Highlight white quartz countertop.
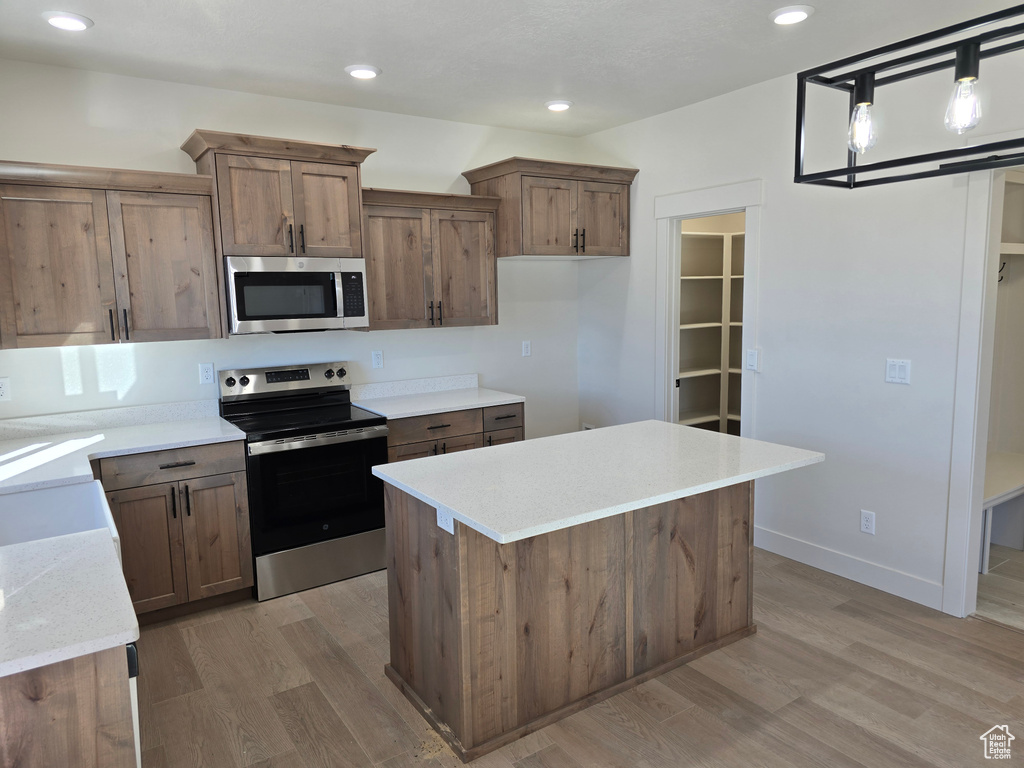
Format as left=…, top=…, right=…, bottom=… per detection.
left=354, top=387, right=524, bottom=419
left=0, top=417, right=245, bottom=496
left=373, top=420, right=825, bottom=543
left=0, top=528, right=139, bottom=677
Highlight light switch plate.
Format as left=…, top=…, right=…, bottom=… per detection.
left=371, top=351, right=384, bottom=369
left=745, top=348, right=760, bottom=371
left=0, top=377, right=9, bottom=402
left=522, top=340, right=532, bottom=357
left=885, top=358, right=911, bottom=385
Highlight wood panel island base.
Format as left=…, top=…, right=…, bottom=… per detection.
left=373, top=420, right=824, bottom=762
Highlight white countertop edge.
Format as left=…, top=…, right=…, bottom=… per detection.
left=0, top=625, right=140, bottom=678
left=355, top=390, right=525, bottom=419
left=374, top=451, right=824, bottom=544
left=84, top=430, right=244, bottom=459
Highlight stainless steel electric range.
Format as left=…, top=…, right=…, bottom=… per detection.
left=219, top=361, right=388, bottom=601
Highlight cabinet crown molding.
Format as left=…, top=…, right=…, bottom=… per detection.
left=181, top=129, right=376, bottom=165
left=462, top=157, right=639, bottom=185
left=0, top=160, right=213, bottom=195
left=362, top=187, right=501, bottom=211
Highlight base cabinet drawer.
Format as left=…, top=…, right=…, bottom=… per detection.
left=387, top=409, right=483, bottom=446
left=484, top=427, right=524, bottom=447
left=99, top=441, right=245, bottom=491
left=483, top=403, right=523, bottom=431
left=439, top=433, right=484, bottom=454
left=388, top=439, right=438, bottom=463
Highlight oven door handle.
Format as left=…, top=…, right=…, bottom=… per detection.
left=247, top=424, right=389, bottom=456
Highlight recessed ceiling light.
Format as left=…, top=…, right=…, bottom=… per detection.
left=546, top=100, right=573, bottom=112
left=770, top=5, right=814, bottom=25
left=42, top=11, right=94, bottom=31
left=345, top=65, right=381, bottom=80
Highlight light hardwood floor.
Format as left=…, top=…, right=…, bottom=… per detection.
left=138, top=548, right=1024, bottom=768
left=977, top=543, right=1024, bottom=632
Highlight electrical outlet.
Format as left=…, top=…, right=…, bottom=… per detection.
left=522, top=340, right=532, bottom=357
left=0, top=377, right=10, bottom=402
left=436, top=508, right=454, bottom=534
left=199, top=363, right=215, bottom=385
left=860, top=509, right=876, bottom=535
left=371, top=350, right=384, bottom=369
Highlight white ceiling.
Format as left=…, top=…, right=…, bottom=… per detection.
left=0, top=0, right=1014, bottom=136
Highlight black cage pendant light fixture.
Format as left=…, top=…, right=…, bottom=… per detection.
left=795, top=4, right=1024, bottom=188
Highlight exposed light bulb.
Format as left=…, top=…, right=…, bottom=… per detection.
left=848, top=103, right=876, bottom=155
left=945, top=78, right=981, bottom=134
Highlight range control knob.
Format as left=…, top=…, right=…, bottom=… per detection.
left=225, top=377, right=236, bottom=388
left=337, top=367, right=347, bottom=379
left=239, top=375, right=250, bottom=387
left=324, top=369, right=335, bottom=379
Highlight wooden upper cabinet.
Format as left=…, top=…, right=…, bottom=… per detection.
left=0, top=185, right=117, bottom=348
left=106, top=483, right=188, bottom=613
left=107, top=191, right=221, bottom=342
left=362, top=189, right=500, bottom=329
left=0, top=161, right=221, bottom=349
left=432, top=209, right=495, bottom=327
left=463, top=158, right=638, bottom=259
left=179, top=471, right=253, bottom=600
left=292, top=162, right=362, bottom=257
left=577, top=181, right=629, bottom=257
left=521, top=176, right=576, bottom=256
left=363, top=205, right=433, bottom=329
left=182, top=130, right=376, bottom=260
left=215, top=155, right=294, bottom=256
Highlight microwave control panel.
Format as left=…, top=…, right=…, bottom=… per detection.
left=340, top=273, right=366, bottom=318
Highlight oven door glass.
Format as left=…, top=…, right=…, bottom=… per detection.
left=246, top=435, right=387, bottom=556
left=235, top=271, right=338, bottom=321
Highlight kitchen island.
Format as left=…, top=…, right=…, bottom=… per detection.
left=372, top=420, right=824, bottom=761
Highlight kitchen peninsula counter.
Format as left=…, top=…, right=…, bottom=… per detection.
left=372, top=420, right=823, bottom=761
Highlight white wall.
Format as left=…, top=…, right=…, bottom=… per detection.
left=0, top=58, right=617, bottom=437
left=577, top=60, right=1024, bottom=609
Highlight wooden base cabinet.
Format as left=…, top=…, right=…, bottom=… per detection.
left=386, top=403, right=524, bottom=463
left=100, top=442, right=253, bottom=614
left=0, top=162, right=222, bottom=349
left=384, top=481, right=754, bottom=762
left=462, top=158, right=638, bottom=259
left=362, top=189, right=500, bottom=329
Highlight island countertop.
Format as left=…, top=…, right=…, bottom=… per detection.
left=372, top=419, right=824, bottom=544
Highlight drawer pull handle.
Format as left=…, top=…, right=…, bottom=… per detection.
left=494, top=414, right=517, bottom=421
left=488, top=435, right=493, bottom=446
left=158, top=460, right=196, bottom=470
left=426, top=424, right=451, bottom=430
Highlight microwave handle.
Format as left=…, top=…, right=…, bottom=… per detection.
left=335, top=272, right=345, bottom=318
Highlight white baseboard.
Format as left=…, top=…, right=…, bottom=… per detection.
left=754, top=526, right=945, bottom=611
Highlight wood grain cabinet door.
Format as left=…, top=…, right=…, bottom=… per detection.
left=484, top=427, right=524, bottom=447
left=179, top=471, right=254, bottom=600
left=439, top=433, right=484, bottom=454
left=521, top=176, right=576, bottom=256
left=431, top=209, right=496, bottom=327
left=107, top=191, right=221, bottom=342
left=291, top=161, right=363, bottom=258
left=577, top=181, right=630, bottom=257
left=106, top=484, right=188, bottom=613
left=215, top=155, right=294, bottom=255
left=0, top=185, right=118, bottom=349
left=387, top=439, right=438, bottom=463
left=364, top=205, right=434, bottom=329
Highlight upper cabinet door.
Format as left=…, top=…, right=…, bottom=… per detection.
left=577, top=181, right=630, bottom=257
left=107, top=191, right=222, bottom=343
left=521, top=176, right=577, bottom=256
left=0, top=185, right=118, bottom=349
left=291, top=161, right=363, bottom=258
left=364, top=205, right=434, bottom=330
left=215, top=155, right=294, bottom=256
left=432, top=209, right=496, bottom=327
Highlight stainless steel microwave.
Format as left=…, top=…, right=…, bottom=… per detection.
left=225, top=256, right=369, bottom=334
